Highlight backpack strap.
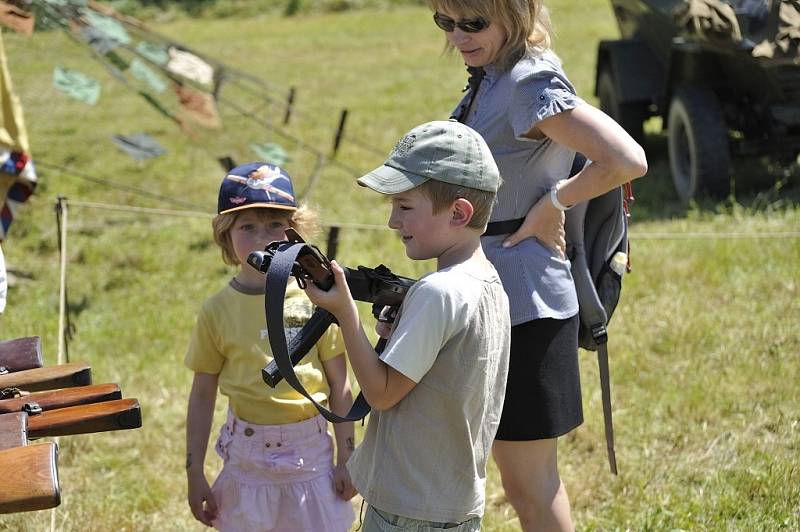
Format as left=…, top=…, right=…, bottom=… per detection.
left=265, top=242, right=371, bottom=423
left=597, top=342, right=618, bottom=475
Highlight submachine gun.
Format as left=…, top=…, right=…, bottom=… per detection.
left=247, top=228, right=416, bottom=422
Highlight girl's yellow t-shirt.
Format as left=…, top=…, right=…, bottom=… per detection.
left=185, top=282, right=344, bottom=425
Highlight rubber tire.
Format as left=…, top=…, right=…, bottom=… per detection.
left=597, top=68, right=647, bottom=144
left=667, top=86, right=731, bottom=201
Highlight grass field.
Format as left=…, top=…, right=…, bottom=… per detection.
left=1, top=2, right=799, bottom=530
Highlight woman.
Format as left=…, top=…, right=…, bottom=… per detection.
left=425, top=1, right=648, bottom=530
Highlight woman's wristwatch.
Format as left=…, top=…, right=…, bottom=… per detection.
left=549, top=179, right=573, bottom=211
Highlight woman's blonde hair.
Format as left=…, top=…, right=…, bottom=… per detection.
left=426, top=0, right=553, bottom=71
left=212, top=205, right=319, bottom=266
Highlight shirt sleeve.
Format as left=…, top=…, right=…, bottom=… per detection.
left=316, top=322, right=345, bottom=362
left=508, top=70, right=585, bottom=140
left=184, top=306, right=224, bottom=374
left=379, top=276, right=465, bottom=383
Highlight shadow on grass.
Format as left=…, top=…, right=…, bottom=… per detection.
left=630, top=133, right=800, bottom=223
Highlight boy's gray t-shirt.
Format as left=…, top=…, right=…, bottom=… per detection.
left=347, top=260, right=511, bottom=523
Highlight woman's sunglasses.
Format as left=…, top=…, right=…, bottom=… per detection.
left=433, top=12, right=491, bottom=33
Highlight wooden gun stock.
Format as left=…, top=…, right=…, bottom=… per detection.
left=27, top=398, right=142, bottom=438
left=0, top=384, right=122, bottom=414
left=0, top=336, right=43, bottom=373
left=0, top=442, right=60, bottom=514
left=0, top=412, right=27, bottom=450
left=0, top=362, right=91, bottom=392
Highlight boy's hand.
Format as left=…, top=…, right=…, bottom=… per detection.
left=333, top=462, right=358, bottom=501
left=304, top=260, right=358, bottom=322
left=375, top=306, right=396, bottom=339
left=503, top=194, right=566, bottom=258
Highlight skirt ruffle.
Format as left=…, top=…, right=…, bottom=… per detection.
left=211, top=412, right=355, bottom=532
left=212, top=467, right=354, bottom=532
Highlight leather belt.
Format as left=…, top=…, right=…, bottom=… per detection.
left=482, top=217, right=524, bottom=236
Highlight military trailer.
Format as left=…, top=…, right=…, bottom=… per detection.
left=596, top=0, right=800, bottom=200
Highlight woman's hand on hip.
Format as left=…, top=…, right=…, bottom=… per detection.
left=503, top=195, right=566, bottom=258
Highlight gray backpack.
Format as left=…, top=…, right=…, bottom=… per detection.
left=565, top=157, right=632, bottom=475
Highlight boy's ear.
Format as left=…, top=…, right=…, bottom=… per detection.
left=451, top=198, right=474, bottom=227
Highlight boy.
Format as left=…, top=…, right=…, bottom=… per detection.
left=304, top=119, right=511, bottom=531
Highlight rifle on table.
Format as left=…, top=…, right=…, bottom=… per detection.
left=26, top=398, right=142, bottom=438
left=0, top=442, right=60, bottom=514
left=0, top=362, right=91, bottom=392
left=0, top=398, right=141, bottom=443
left=0, top=411, right=27, bottom=450
left=0, top=336, right=43, bottom=374
left=0, top=384, right=122, bottom=414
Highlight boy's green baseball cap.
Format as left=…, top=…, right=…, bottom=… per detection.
left=358, top=119, right=501, bottom=194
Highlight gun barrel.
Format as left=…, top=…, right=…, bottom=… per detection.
left=0, top=384, right=122, bottom=414
left=0, top=442, right=60, bottom=514
left=247, top=251, right=269, bottom=273
left=0, top=362, right=92, bottom=392
left=27, top=398, right=142, bottom=438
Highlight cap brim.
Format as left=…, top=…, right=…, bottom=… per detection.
left=219, top=203, right=297, bottom=215
left=357, top=164, right=429, bottom=194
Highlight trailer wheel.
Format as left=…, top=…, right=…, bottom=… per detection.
left=597, top=68, right=646, bottom=143
left=667, top=87, right=730, bottom=201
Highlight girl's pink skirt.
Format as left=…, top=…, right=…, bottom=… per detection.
left=211, top=411, right=355, bottom=532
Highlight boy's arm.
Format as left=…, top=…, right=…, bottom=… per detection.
left=304, top=261, right=417, bottom=411
left=321, top=355, right=357, bottom=500
left=186, top=372, right=219, bottom=526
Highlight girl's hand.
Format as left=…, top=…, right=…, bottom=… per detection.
left=303, top=260, right=357, bottom=320
left=333, top=462, right=358, bottom=501
left=503, top=194, right=566, bottom=258
left=187, top=473, right=218, bottom=527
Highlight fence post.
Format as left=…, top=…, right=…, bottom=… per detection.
left=326, top=226, right=340, bottom=260
left=332, top=109, right=348, bottom=157
left=283, top=87, right=296, bottom=125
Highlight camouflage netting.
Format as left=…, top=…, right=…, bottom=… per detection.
left=675, top=0, right=742, bottom=42
left=675, top=0, right=800, bottom=61
left=752, top=0, right=800, bottom=60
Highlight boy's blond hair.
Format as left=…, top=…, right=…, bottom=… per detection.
left=416, top=179, right=496, bottom=230
left=212, top=205, right=319, bottom=266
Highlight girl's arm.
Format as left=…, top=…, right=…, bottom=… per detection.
left=186, top=371, right=219, bottom=527
left=503, top=104, right=648, bottom=253
left=321, top=354, right=357, bottom=500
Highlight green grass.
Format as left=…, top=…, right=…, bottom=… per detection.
left=1, top=2, right=799, bottom=530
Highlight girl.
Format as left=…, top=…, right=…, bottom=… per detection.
left=185, top=162, right=356, bottom=531
left=425, top=1, right=648, bottom=530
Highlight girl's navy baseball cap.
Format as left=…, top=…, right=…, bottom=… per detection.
left=217, top=162, right=297, bottom=214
